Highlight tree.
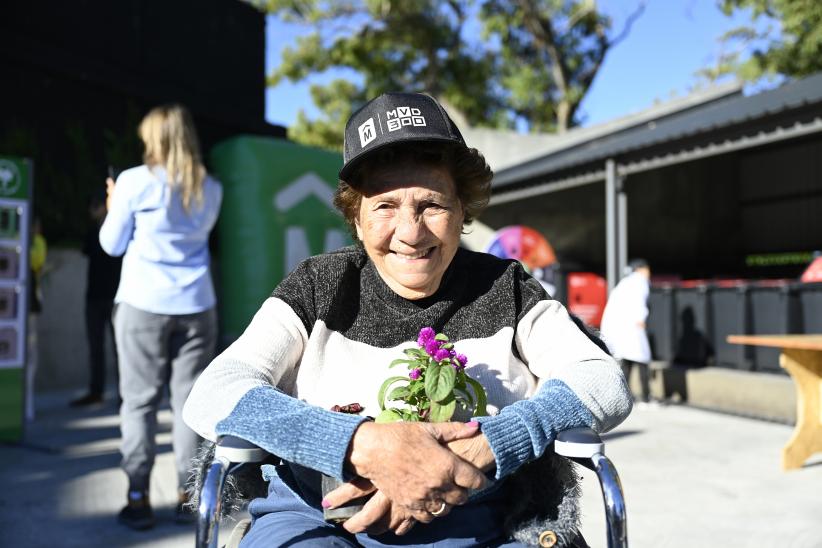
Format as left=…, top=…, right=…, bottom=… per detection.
left=480, top=0, right=645, bottom=133
left=702, top=0, right=822, bottom=82
left=256, top=0, right=643, bottom=149
left=257, top=0, right=502, bottom=150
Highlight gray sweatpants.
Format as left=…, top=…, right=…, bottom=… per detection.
left=114, top=302, right=217, bottom=492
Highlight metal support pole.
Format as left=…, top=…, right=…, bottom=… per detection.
left=197, top=457, right=229, bottom=548
left=617, top=175, right=628, bottom=282
left=592, top=453, right=629, bottom=548
left=605, top=159, right=618, bottom=291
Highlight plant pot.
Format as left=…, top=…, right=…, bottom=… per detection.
left=321, top=474, right=371, bottom=523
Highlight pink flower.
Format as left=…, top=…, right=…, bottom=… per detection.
left=456, top=354, right=467, bottom=367
left=424, top=339, right=441, bottom=356
left=417, top=327, right=435, bottom=347
left=409, top=368, right=422, bottom=380
left=434, top=348, right=451, bottom=362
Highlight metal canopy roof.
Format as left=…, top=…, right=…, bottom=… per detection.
left=492, top=72, right=822, bottom=191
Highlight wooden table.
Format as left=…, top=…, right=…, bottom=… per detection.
left=727, top=335, right=822, bottom=470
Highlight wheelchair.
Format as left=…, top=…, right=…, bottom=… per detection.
left=194, top=427, right=627, bottom=548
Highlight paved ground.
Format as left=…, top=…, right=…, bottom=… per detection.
left=0, top=392, right=195, bottom=548
left=578, top=404, right=822, bottom=548
left=2, top=392, right=821, bottom=547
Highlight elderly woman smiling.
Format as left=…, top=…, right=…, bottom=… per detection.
left=183, top=93, right=631, bottom=548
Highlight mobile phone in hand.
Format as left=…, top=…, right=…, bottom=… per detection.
left=107, top=165, right=121, bottom=181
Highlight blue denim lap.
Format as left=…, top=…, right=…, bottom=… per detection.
left=240, top=466, right=526, bottom=548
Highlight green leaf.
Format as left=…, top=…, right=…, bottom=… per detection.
left=389, top=358, right=414, bottom=368
left=375, top=408, right=404, bottom=423
left=388, top=386, right=411, bottom=401
left=377, top=376, right=408, bottom=411
left=428, top=394, right=456, bottom=422
left=425, top=361, right=456, bottom=402
left=403, top=347, right=424, bottom=357
left=455, top=386, right=474, bottom=409
left=434, top=333, right=449, bottom=341
left=400, top=411, right=422, bottom=422
left=465, top=376, right=488, bottom=417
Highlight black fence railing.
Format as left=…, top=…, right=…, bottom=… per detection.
left=647, top=281, right=821, bottom=373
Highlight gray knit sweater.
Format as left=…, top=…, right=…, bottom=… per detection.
left=183, top=246, right=631, bottom=482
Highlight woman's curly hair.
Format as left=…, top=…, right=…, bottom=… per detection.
left=333, top=142, right=493, bottom=238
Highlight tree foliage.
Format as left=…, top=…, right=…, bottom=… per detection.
left=702, top=0, right=822, bottom=82
left=255, top=0, right=643, bottom=149
left=258, top=0, right=501, bottom=151
left=481, top=0, right=644, bottom=133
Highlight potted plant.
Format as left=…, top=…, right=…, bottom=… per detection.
left=377, top=326, right=487, bottom=423
left=323, top=327, right=488, bottom=523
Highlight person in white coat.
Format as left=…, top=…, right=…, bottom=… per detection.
left=600, top=259, right=653, bottom=405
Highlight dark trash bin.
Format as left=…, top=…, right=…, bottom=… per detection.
left=797, top=282, right=822, bottom=333
left=648, top=285, right=676, bottom=362
left=748, top=280, right=800, bottom=373
left=710, top=280, right=752, bottom=370
left=673, top=282, right=713, bottom=367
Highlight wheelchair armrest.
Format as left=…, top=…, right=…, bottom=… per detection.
left=214, top=435, right=268, bottom=464
left=555, top=427, right=628, bottom=548
left=555, top=427, right=605, bottom=464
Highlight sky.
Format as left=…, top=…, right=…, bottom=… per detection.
left=264, top=0, right=760, bottom=130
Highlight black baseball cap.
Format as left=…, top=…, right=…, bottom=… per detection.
left=339, top=92, right=467, bottom=180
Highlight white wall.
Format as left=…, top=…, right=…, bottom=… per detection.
left=36, top=248, right=117, bottom=392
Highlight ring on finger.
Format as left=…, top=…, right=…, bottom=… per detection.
left=429, top=501, right=447, bottom=517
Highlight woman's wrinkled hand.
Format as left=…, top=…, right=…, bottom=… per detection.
left=344, top=421, right=486, bottom=522
left=447, top=432, right=496, bottom=474
left=323, top=478, right=427, bottom=535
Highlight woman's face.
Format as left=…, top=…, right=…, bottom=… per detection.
left=355, top=161, right=464, bottom=300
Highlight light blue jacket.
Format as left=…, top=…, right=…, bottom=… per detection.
left=100, top=164, right=223, bottom=315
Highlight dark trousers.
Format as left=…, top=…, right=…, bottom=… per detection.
left=245, top=465, right=528, bottom=548
left=620, top=359, right=651, bottom=403
left=244, top=465, right=590, bottom=548
left=86, top=298, right=116, bottom=396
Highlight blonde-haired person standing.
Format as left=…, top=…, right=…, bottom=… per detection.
left=100, top=104, right=222, bottom=530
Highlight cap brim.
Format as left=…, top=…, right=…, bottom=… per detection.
left=338, top=135, right=466, bottom=181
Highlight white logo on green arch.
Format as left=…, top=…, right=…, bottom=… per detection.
left=274, top=172, right=348, bottom=273
left=0, top=160, right=21, bottom=196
